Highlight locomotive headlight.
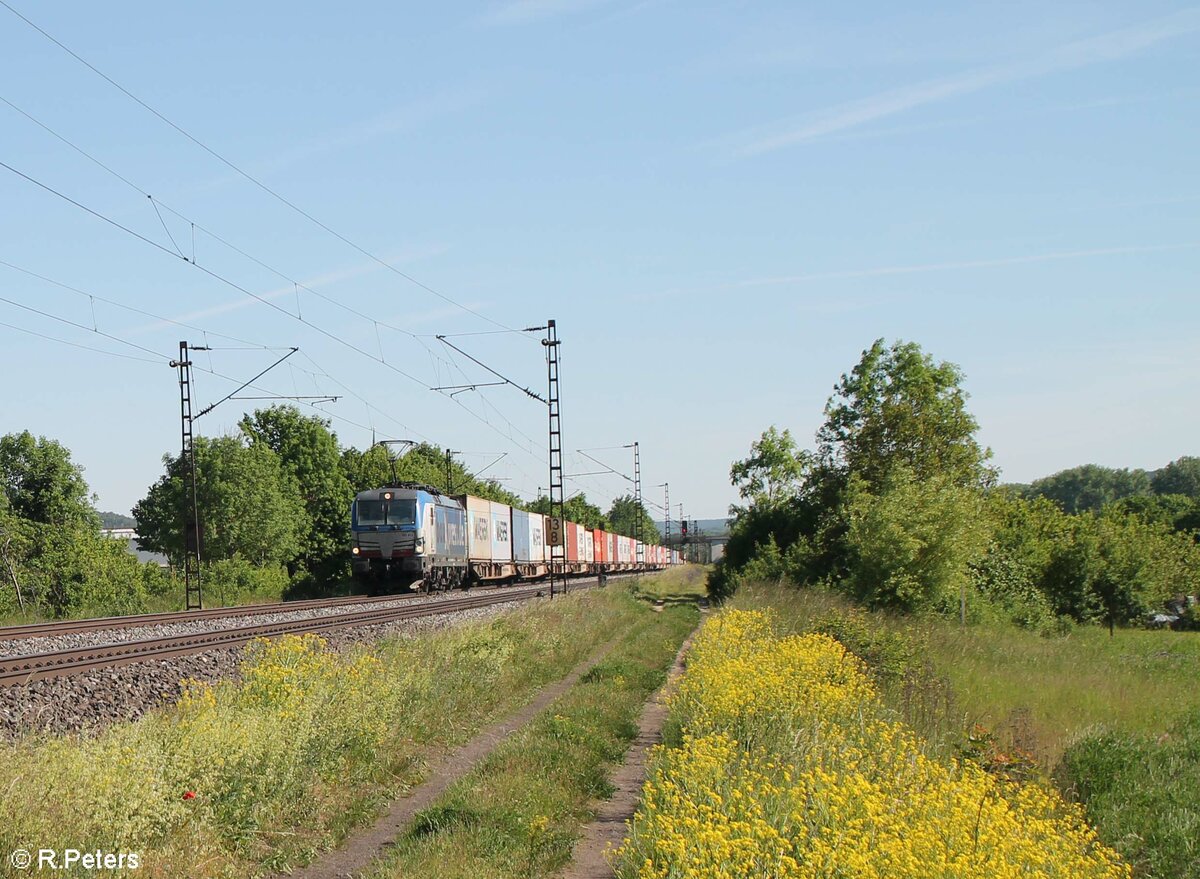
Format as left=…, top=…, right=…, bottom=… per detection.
left=352, top=546, right=360, bottom=555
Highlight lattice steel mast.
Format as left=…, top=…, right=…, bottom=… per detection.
left=172, top=341, right=204, bottom=611
left=544, top=320, right=565, bottom=597
left=633, top=441, right=643, bottom=570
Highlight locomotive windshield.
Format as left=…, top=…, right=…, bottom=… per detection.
left=355, top=499, right=417, bottom=527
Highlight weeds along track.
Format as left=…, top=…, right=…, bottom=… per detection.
left=0, top=584, right=571, bottom=686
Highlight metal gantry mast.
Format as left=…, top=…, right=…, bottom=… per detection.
left=172, top=341, right=204, bottom=610
left=544, top=320, right=565, bottom=598
left=169, top=343, right=308, bottom=611
left=662, top=482, right=671, bottom=546
left=633, top=441, right=643, bottom=570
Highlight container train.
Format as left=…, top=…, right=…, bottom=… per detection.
left=350, top=483, right=679, bottom=589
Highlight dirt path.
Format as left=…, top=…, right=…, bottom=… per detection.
left=281, top=636, right=623, bottom=879
left=560, top=618, right=702, bottom=879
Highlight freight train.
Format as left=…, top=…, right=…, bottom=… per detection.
left=350, top=483, right=679, bottom=589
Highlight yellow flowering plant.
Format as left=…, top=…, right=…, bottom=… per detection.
left=619, top=610, right=1129, bottom=879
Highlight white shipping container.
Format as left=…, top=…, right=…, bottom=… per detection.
left=465, top=495, right=492, bottom=561
left=528, top=513, right=545, bottom=563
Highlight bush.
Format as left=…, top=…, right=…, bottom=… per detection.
left=203, top=557, right=290, bottom=606
left=843, top=466, right=990, bottom=612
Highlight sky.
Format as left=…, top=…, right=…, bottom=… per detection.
left=0, top=1, right=1197, bottom=520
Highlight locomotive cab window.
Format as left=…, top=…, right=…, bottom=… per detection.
left=355, top=500, right=416, bottom=526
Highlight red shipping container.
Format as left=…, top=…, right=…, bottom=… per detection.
left=593, top=528, right=607, bottom=563
left=565, top=521, right=580, bottom=562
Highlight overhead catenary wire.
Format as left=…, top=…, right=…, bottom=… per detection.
left=0, top=90, right=472, bottom=383
left=0, top=257, right=287, bottom=351
left=0, top=253, right=436, bottom=454
left=0, top=19, right=671, bottom=514
left=0, top=158, right=553, bottom=487
left=0, top=86, right=559, bottom=499
left=0, top=290, right=170, bottom=363
left=0, top=0, right=520, bottom=335
left=0, top=318, right=162, bottom=364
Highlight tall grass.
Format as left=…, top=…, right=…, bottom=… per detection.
left=730, top=583, right=1200, bottom=879
left=0, top=585, right=663, bottom=879
left=731, top=583, right=1200, bottom=766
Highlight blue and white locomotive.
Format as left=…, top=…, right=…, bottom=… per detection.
left=350, top=483, right=468, bottom=590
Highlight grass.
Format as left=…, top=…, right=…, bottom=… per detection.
left=361, top=601, right=698, bottom=879
left=1057, top=716, right=1200, bottom=878
left=730, top=583, right=1200, bottom=766
left=628, top=563, right=709, bottom=604
left=0, top=579, right=685, bottom=879
left=730, top=582, right=1200, bottom=879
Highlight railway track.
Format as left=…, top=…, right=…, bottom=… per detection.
left=0, top=585, right=551, bottom=687
left=0, top=590, right=421, bottom=641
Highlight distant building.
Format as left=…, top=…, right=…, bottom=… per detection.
left=101, top=528, right=169, bottom=568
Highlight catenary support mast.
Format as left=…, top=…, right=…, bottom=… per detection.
left=172, top=341, right=204, bottom=610
left=544, top=320, right=564, bottom=597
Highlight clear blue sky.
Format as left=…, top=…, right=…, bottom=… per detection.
left=1, top=1, right=1197, bottom=519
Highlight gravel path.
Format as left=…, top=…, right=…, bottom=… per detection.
left=0, top=598, right=527, bottom=739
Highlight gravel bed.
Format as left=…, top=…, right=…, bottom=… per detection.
left=0, top=599, right=529, bottom=739
left=0, top=588, right=508, bottom=659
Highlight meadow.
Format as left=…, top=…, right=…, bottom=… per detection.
left=618, top=606, right=1129, bottom=878
left=723, top=584, right=1200, bottom=878
left=0, top=583, right=687, bottom=879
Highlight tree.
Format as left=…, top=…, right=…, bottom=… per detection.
left=1027, top=464, right=1151, bottom=514
left=606, top=494, right=662, bottom=543
left=529, top=493, right=609, bottom=531
left=240, top=406, right=353, bottom=576
left=134, top=436, right=305, bottom=566
left=341, top=442, right=524, bottom=508
left=1152, top=456, right=1200, bottom=498
left=817, top=339, right=993, bottom=489
left=729, top=426, right=810, bottom=513
left=1108, top=494, right=1196, bottom=531
left=341, top=444, right=396, bottom=494
left=0, top=431, right=98, bottom=527
left=843, top=465, right=989, bottom=612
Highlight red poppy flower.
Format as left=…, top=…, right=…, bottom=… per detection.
left=182, top=791, right=197, bottom=801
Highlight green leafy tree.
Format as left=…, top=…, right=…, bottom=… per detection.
left=817, top=339, right=994, bottom=489
left=843, top=465, right=989, bottom=612
left=606, top=494, right=662, bottom=543
left=341, top=444, right=396, bottom=494
left=134, top=436, right=305, bottom=566
left=240, top=406, right=353, bottom=576
left=0, top=497, right=34, bottom=614
left=1152, top=456, right=1200, bottom=498
left=341, top=442, right=524, bottom=508
left=729, top=426, right=810, bottom=513
left=27, top=529, right=155, bottom=617
left=1108, top=494, right=1197, bottom=531
left=1027, top=464, right=1151, bottom=514
left=529, top=493, right=610, bottom=531
left=0, top=431, right=98, bottom=527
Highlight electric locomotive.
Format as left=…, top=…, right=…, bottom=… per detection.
left=350, top=483, right=468, bottom=590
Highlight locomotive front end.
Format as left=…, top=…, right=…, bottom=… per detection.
left=350, top=487, right=425, bottom=585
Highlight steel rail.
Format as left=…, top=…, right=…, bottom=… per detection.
left=0, top=586, right=550, bottom=686
left=0, top=590, right=426, bottom=641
